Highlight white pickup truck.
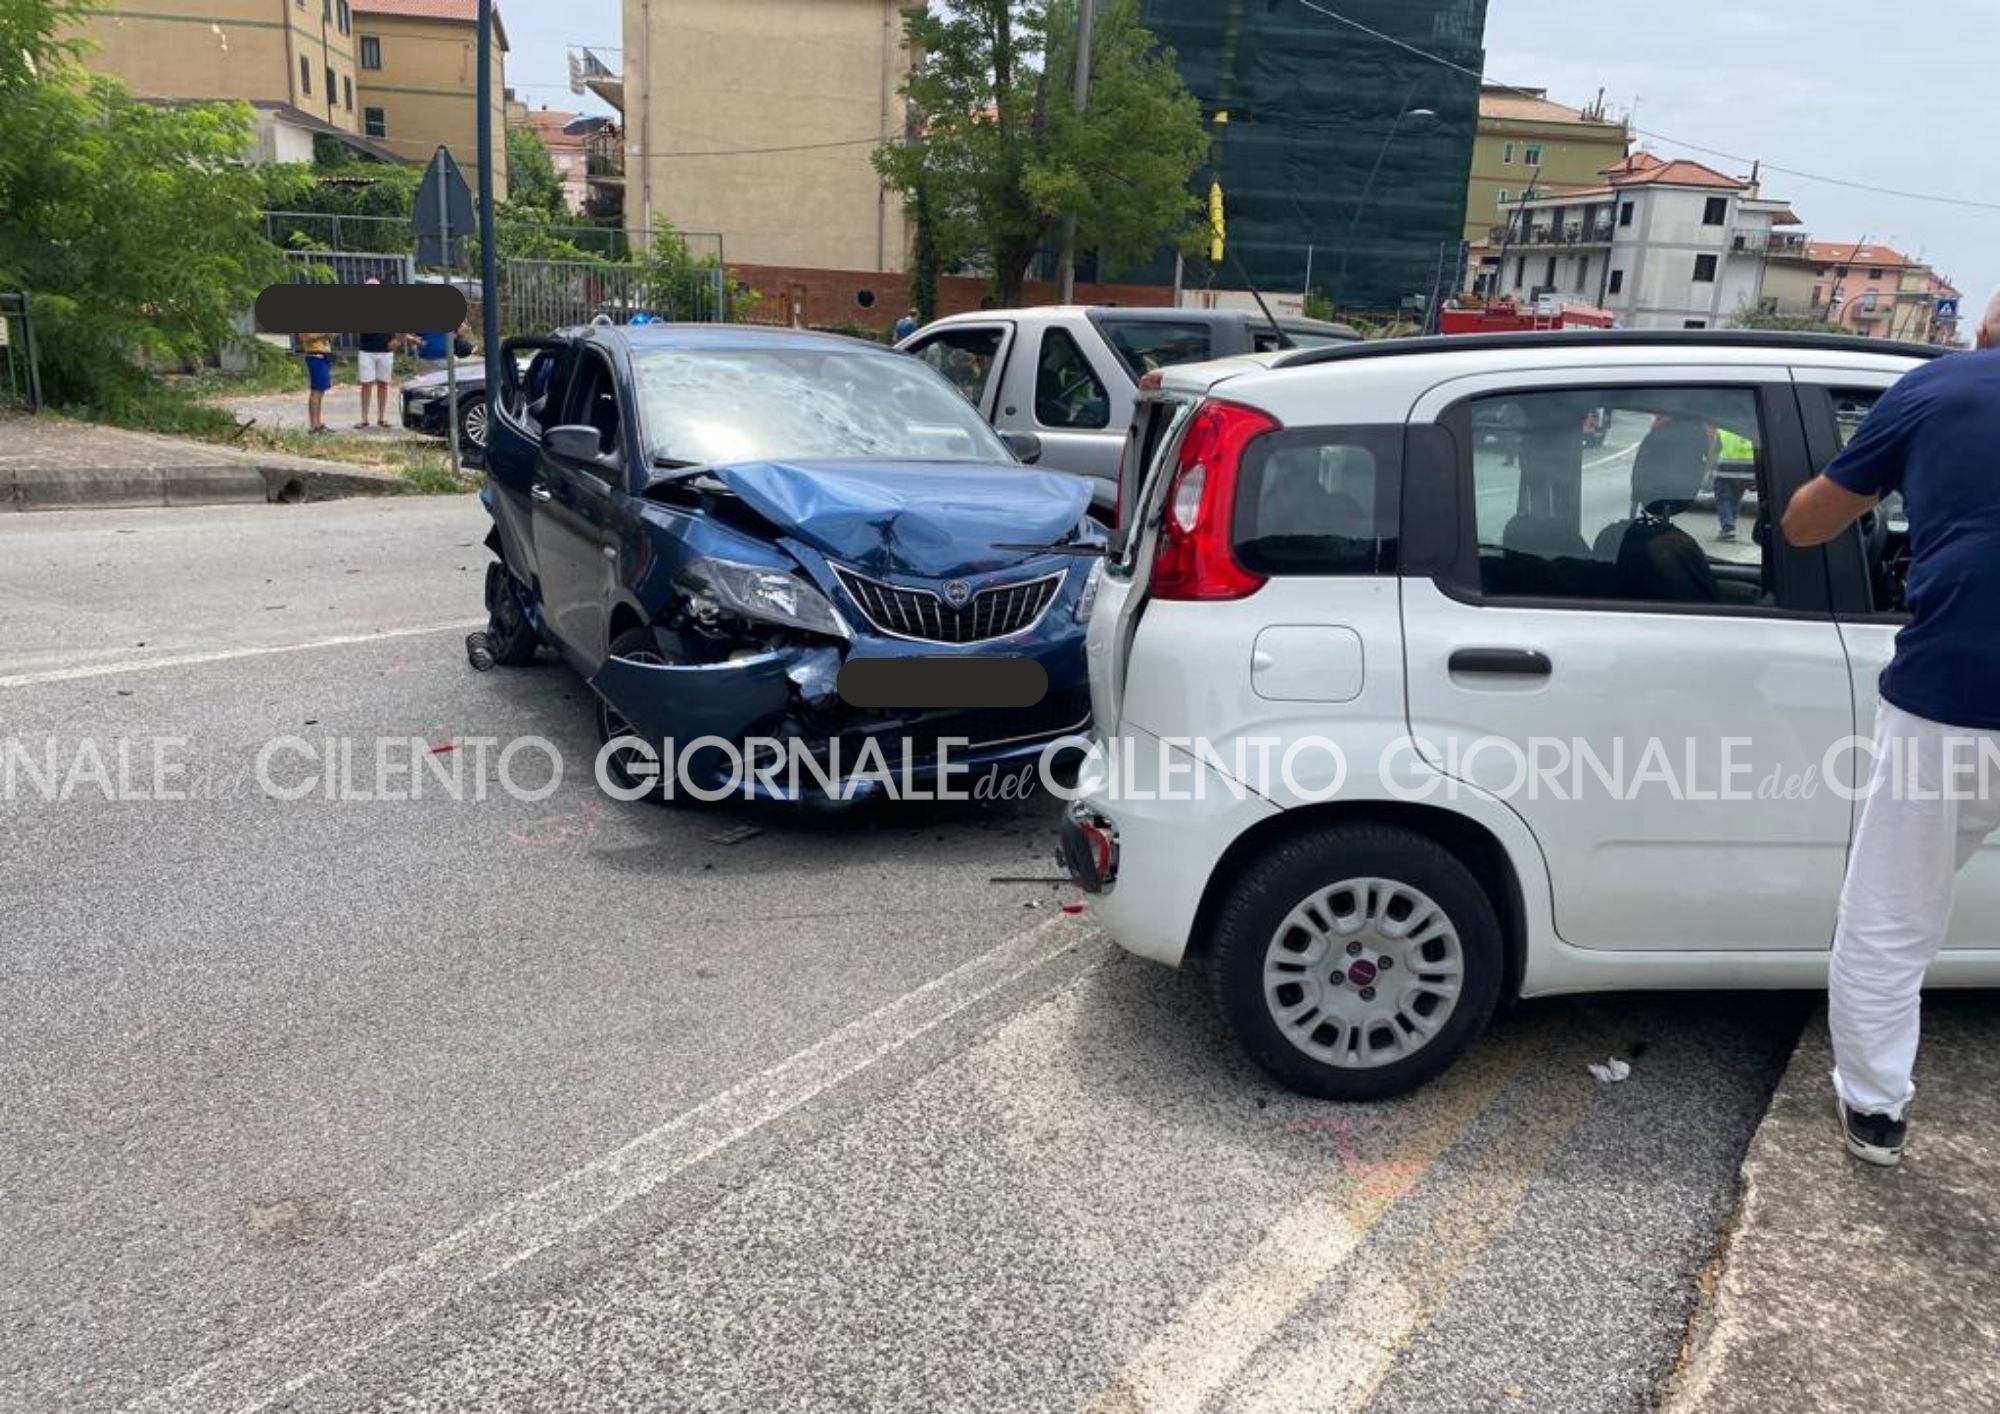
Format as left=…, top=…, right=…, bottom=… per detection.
left=897, top=305, right=1358, bottom=515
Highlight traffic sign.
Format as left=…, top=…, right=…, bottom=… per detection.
left=1935, top=296, right=1962, bottom=321
left=414, top=147, right=475, bottom=271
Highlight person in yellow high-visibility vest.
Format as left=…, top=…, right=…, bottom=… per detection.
left=1713, top=425, right=1757, bottom=543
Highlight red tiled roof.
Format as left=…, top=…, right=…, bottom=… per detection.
left=1602, top=154, right=1745, bottom=189
left=353, top=0, right=486, bottom=25
left=1803, top=241, right=1914, bottom=268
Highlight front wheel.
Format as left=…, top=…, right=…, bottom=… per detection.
left=458, top=394, right=489, bottom=462
left=482, top=561, right=540, bottom=666
left=1208, top=823, right=1503, bottom=1101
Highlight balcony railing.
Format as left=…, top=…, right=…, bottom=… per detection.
left=1489, top=223, right=1616, bottom=247
left=1732, top=229, right=1812, bottom=257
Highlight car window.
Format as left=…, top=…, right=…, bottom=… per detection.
left=1035, top=328, right=1111, bottom=430
left=1233, top=427, right=1401, bottom=576
left=908, top=326, right=1004, bottom=408
left=562, top=350, right=623, bottom=462
left=1098, top=319, right=1215, bottom=378
left=1467, top=386, right=1774, bottom=608
left=630, top=346, right=1011, bottom=466
left=1828, top=387, right=1910, bottom=612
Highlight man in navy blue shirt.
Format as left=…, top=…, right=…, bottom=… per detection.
left=1784, top=290, right=2000, bottom=1167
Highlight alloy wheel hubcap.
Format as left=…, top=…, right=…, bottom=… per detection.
left=1261, top=877, right=1464, bottom=1069
left=463, top=401, right=488, bottom=447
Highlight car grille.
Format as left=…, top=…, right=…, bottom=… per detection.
left=833, top=567, right=1064, bottom=645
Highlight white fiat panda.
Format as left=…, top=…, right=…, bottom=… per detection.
left=1060, top=330, right=2000, bottom=1100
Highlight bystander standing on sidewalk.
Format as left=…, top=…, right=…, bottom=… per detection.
left=353, top=277, right=408, bottom=431
left=1782, top=289, right=2000, bottom=1167
left=298, top=330, right=334, bottom=434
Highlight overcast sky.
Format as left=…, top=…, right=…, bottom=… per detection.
left=501, top=0, right=1997, bottom=313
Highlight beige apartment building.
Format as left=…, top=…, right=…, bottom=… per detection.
left=1465, top=84, right=1628, bottom=294
left=75, top=0, right=363, bottom=133
left=352, top=0, right=508, bottom=200
left=614, top=0, right=915, bottom=270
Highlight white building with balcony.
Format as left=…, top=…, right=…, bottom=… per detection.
left=1487, top=154, right=1805, bottom=330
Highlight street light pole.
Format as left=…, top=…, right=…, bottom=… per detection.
left=1327, top=99, right=1436, bottom=316
left=1055, top=0, right=1096, bottom=304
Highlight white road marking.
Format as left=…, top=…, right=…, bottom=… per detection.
left=0, top=621, right=484, bottom=690
left=127, top=916, right=1096, bottom=1414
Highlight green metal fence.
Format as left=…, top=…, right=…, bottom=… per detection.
left=0, top=292, right=44, bottom=412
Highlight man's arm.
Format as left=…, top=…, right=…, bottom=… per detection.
left=1782, top=475, right=1878, bottom=547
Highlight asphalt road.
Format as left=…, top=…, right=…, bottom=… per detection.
left=0, top=497, right=1807, bottom=1414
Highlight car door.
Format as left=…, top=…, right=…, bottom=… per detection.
left=903, top=322, right=1015, bottom=421
left=1401, top=363, right=1855, bottom=952
left=1795, top=366, right=2000, bottom=950
left=533, top=345, right=626, bottom=666
left=485, top=335, right=577, bottom=584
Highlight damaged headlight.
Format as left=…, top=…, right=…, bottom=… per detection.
left=679, top=557, right=850, bottom=640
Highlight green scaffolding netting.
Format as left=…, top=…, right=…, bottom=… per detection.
left=1139, top=0, right=1488, bottom=312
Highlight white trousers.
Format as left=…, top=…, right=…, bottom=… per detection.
left=1830, top=700, right=2000, bottom=1118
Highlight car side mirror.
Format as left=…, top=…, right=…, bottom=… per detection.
left=1001, top=430, right=1043, bottom=465
left=544, top=424, right=604, bottom=462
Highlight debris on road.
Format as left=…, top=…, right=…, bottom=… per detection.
left=465, top=632, right=496, bottom=672
left=1588, top=1058, right=1633, bottom=1084
left=709, top=824, right=764, bottom=847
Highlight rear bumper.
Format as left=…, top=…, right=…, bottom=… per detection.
left=1062, top=726, right=1281, bottom=966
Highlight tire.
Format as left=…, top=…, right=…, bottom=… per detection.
left=458, top=394, right=489, bottom=464
left=596, top=626, right=688, bottom=806
left=482, top=561, right=540, bottom=666
left=1208, top=823, right=1503, bottom=1101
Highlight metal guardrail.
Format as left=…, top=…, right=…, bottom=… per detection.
left=0, top=291, right=44, bottom=412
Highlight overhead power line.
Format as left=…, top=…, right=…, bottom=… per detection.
left=1289, top=0, right=2000, bottom=214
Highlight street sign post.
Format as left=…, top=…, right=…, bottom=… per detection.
left=415, top=147, right=475, bottom=477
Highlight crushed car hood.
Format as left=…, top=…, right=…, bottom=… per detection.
left=711, top=460, right=1094, bottom=578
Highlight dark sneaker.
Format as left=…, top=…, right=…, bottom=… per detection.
left=1838, top=1100, right=1906, bottom=1167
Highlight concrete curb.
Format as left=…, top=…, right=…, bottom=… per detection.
left=1, top=462, right=403, bottom=512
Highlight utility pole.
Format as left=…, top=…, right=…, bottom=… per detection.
left=1055, top=0, right=1095, bottom=304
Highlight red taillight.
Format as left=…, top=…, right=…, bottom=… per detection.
left=1150, top=399, right=1278, bottom=601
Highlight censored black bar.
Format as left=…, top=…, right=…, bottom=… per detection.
left=838, top=657, right=1049, bottom=710
left=255, top=283, right=467, bottom=335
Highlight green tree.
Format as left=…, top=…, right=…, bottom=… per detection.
left=504, top=123, right=566, bottom=218
left=0, top=0, right=283, bottom=408
left=635, top=219, right=757, bottom=322
left=875, top=0, right=1207, bottom=305
left=1729, top=307, right=1848, bottom=334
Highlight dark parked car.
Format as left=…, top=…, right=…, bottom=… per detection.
left=400, top=363, right=491, bottom=462
left=478, top=324, right=1103, bottom=803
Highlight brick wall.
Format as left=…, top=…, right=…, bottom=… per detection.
left=727, top=263, right=1175, bottom=334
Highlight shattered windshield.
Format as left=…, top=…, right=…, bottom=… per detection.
left=631, top=347, right=1013, bottom=467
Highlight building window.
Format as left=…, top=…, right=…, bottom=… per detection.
left=1868, top=268, right=1883, bottom=280
left=1513, top=257, right=1526, bottom=289
left=322, top=0, right=330, bottom=18
left=1702, top=196, right=1728, bottom=226
left=1502, top=141, right=1515, bottom=164
left=1608, top=269, right=1625, bottom=295
left=299, top=56, right=310, bottom=94
left=343, top=75, right=353, bottom=111
left=1496, top=189, right=1509, bottom=207
left=363, top=106, right=386, bottom=138
left=1813, top=285, right=1825, bottom=305
left=324, top=65, right=335, bottom=102
left=1575, top=256, right=1590, bottom=293
left=1618, top=201, right=1635, bottom=228
left=1543, top=256, right=1557, bottom=289
left=337, top=0, right=350, bottom=33
left=1693, top=254, right=1719, bottom=283
left=1684, top=320, right=1708, bottom=329
left=360, top=35, right=381, bottom=69
left=1523, top=143, right=1543, bottom=166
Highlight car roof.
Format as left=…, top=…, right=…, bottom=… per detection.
left=1270, top=328, right=1946, bottom=372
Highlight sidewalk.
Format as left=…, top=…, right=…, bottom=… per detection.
left=1667, top=997, right=2000, bottom=1413
left=0, top=413, right=405, bottom=511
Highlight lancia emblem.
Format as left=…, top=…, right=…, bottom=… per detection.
left=942, top=579, right=973, bottom=608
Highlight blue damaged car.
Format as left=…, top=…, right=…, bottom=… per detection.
left=475, top=324, right=1103, bottom=801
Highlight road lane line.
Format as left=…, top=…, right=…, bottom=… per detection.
left=127, top=915, right=1097, bottom=1414
left=0, top=621, right=484, bottom=689
left=1220, top=1044, right=1603, bottom=1413
left=1085, top=1038, right=1546, bottom=1414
